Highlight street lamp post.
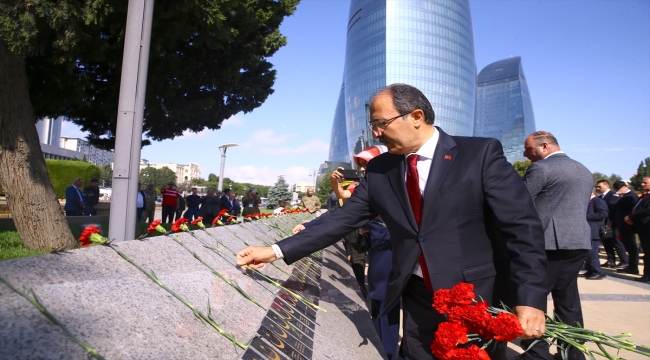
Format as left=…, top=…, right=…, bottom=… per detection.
left=218, top=143, right=238, bottom=192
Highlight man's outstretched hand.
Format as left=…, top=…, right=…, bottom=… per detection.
left=236, top=246, right=277, bottom=270
left=514, top=305, right=546, bottom=339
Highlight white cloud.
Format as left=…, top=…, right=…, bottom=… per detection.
left=221, top=115, right=245, bottom=128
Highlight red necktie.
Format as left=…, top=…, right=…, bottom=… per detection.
left=406, top=154, right=433, bottom=291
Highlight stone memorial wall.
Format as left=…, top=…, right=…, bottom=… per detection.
left=0, top=214, right=386, bottom=359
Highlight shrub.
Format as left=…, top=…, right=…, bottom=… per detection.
left=45, top=160, right=101, bottom=199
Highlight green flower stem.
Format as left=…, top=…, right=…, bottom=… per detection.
left=0, top=275, right=105, bottom=360
left=105, top=243, right=247, bottom=349
left=243, top=265, right=326, bottom=313
left=169, top=234, right=266, bottom=310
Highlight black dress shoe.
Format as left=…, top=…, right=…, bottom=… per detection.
left=635, top=276, right=650, bottom=283
left=614, top=263, right=629, bottom=269
left=616, top=267, right=640, bottom=275
left=579, top=271, right=592, bottom=277
left=601, top=262, right=613, bottom=268
left=586, top=273, right=606, bottom=280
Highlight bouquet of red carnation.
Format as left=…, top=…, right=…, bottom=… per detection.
left=191, top=217, right=205, bottom=229
left=244, top=214, right=253, bottom=222
left=78, top=225, right=106, bottom=247
left=147, top=219, right=166, bottom=234
left=431, top=282, right=650, bottom=360
left=171, top=218, right=189, bottom=233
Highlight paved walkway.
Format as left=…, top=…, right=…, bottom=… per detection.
left=508, top=253, right=650, bottom=359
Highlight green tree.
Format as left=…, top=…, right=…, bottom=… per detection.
left=0, top=1, right=297, bottom=249
left=630, top=157, right=650, bottom=191
left=266, top=176, right=292, bottom=209
left=99, top=164, right=113, bottom=187
left=207, top=173, right=219, bottom=182
left=512, top=160, right=531, bottom=178
left=316, top=171, right=333, bottom=207
left=592, top=172, right=622, bottom=187
left=139, top=166, right=176, bottom=191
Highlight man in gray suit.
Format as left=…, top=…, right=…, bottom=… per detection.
left=518, top=131, right=593, bottom=360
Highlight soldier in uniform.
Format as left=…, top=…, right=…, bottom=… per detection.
left=142, top=182, right=158, bottom=223
left=242, top=188, right=261, bottom=216
left=299, top=187, right=321, bottom=213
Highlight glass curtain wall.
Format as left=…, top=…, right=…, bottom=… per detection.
left=385, top=0, right=477, bottom=137
left=474, top=56, right=536, bottom=163
left=328, top=82, right=351, bottom=162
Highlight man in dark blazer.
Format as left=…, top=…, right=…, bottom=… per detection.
left=612, top=180, right=640, bottom=275
left=522, top=131, right=593, bottom=360
left=595, top=179, right=629, bottom=268
left=64, top=178, right=86, bottom=216
left=625, top=177, right=650, bottom=282
left=236, top=84, right=548, bottom=360
left=585, top=189, right=608, bottom=280
left=219, top=188, right=234, bottom=213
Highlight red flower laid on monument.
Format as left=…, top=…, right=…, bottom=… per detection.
left=212, top=216, right=223, bottom=227
left=217, top=209, right=230, bottom=218
left=191, top=217, right=205, bottom=229
left=171, top=218, right=189, bottom=233
left=147, top=219, right=166, bottom=234
left=78, top=225, right=108, bottom=247
left=302, top=208, right=309, bottom=213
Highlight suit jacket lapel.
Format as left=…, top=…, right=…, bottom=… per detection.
left=422, top=128, right=457, bottom=224
left=386, top=155, right=418, bottom=230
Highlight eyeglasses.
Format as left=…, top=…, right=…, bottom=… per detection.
left=370, top=112, right=411, bottom=129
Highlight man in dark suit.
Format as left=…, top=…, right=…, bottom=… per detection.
left=219, top=188, right=234, bottom=213
left=236, top=84, right=548, bottom=359
left=64, top=178, right=85, bottom=216
left=625, top=177, right=650, bottom=282
left=198, top=188, right=220, bottom=225
left=521, top=131, right=593, bottom=360
left=612, top=180, right=640, bottom=275
left=585, top=189, right=608, bottom=280
left=595, top=179, right=628, bottom=268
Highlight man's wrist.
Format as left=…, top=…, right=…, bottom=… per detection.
left=271, top=244, right=285, bottom=260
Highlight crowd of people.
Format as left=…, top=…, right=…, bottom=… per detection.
left=235, top=83, right=650, bottom=360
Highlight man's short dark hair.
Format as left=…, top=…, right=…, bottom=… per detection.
left=191, top=187, right=197, bottom=191
left=596, top=179, right=610, bottom=186
left=612, top=180, right=627, bottom=191
left=378, top=83, right=436, bottom=125
left=530, top=131, right=559, bottom=146
left=223, top=188, right=232, bottom=194
left=91, top=178, right=99, bottom=183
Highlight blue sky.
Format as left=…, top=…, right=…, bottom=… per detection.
left=62, top=0, right=650, bottom=186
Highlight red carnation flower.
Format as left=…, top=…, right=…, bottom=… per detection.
left=191, top=217, right=203, bottom=226
left=78, top=225, right=102, bottom=247
left=447, top=301, right=492, bottom=335
left=226, top=216, right=234, bottom=223
left=431, top=322, right=468, bottom=360
left=217, top=209, right=230, bottom=218
left=171, top=217, right=188, bottom=233
left=212, top=216, right=222, bottom=227
left=486, top=312, right=524, bottom=342
left=147, top=219, right=162, bottom=234
left=452, top=344, right=491, bottom=360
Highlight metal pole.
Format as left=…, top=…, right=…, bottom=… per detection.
left=109, top=0, right=154, bottom=242
left=218, top=147, right=227, bottom=192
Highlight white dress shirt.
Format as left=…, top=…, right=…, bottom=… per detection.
left=544, top=150, right=565, bottom=159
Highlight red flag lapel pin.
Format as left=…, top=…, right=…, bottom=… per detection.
left=444, top=155, right=452, bottom=160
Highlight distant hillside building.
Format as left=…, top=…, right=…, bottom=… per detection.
left=139, top=162, right=201, bottom=186
left=474, top=56, right=536, bottom=163
left=60, top=137, right=115, bottom=166
left=291, top=181, right=315, bottom=193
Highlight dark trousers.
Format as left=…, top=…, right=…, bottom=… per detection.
left=174, top=209, right=184, bottom=221
left=136, top=208, right=144, bottom=223
left=584, top=239, right=605, bottom=276
left=161, top=206, right=176, bottom=223
left=66, top=210, right=83, bottom=216
left=202, top=213, right=215, bottom=227
left=401, top=276, right=506, bottom=360
left=371, top=299, right=402, bottom=360
left=639, top=233, right=650, bottom=277
left=602, top=234, right=628, bottom=265
left=619, top=229, right=639, bottom=272
left=184, top=207, right=199, bottom=221
left=84, top=205, right=97, bottom=216
left=519, top=249, right=588, bottom=360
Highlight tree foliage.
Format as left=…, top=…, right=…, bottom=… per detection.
left=99, top=164, right=113, bottom=187
left=266, top=176, right=292, bottom=209
left=139, top=166, right=176, bottom=191
left=512, top=160, right=531, bottom=178
left=316, top=171, right=333, bottom=207
left=592, top=172, right=622, bottom=187
left=630, top=157, right=650, bottom=191
left=1, top=0, right=299, bottom=149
